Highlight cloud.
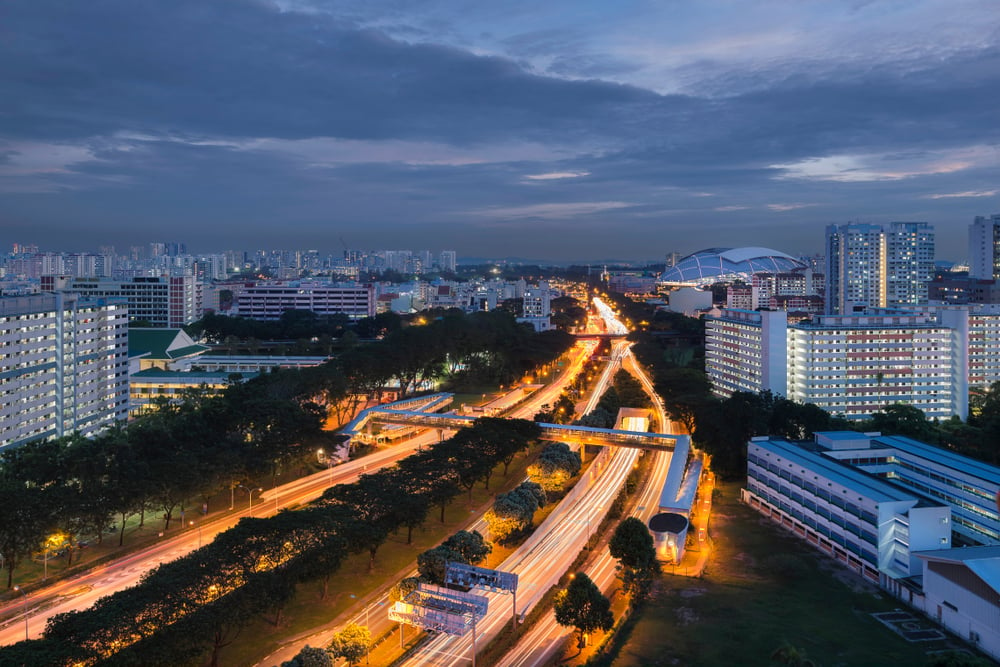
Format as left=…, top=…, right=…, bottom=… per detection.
left=469, top=201, right=631, bottom=219
left=924, top=190, right=998, bottom=199
left=766, top=203, right=817, bottom=212
left=523, top=171, right=590, bottom=180
left=771, top=145, right=998, bottom=183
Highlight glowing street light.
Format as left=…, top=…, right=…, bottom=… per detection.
left=189, top=520, right=202, bottom=548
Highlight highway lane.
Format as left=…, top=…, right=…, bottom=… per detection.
left=494, top=312, right=676, bottom=666
left=398, top=318, right=637, bottom=665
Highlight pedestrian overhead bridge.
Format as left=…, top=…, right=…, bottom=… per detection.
left=350, top=406, right=688, bottom=453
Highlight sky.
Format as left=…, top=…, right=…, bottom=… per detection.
left=1, top=0, right=998, bottom=262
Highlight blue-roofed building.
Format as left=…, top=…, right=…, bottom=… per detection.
left=744, top=435, right=951, bottom=587
left=745, top=430, right=1000, bottom=609
left=818, top=432, right=1000, bottom=547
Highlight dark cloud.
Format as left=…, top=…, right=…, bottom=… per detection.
left=0, top=1, right=998, bottom=260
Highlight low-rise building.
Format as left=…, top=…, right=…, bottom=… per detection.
left=230, top=281, right=376, bottom=320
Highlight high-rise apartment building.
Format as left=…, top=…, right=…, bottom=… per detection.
left=825, top=222, right=934, bottom=314
left=0, top=293, right=129, bottom=449
left=969, top=214, right=1000, bottom=281
left=41, top=275, right=201, bottom=327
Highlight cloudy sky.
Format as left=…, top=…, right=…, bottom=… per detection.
left=1, top=1, right=998, bottom=261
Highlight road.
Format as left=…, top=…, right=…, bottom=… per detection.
left=0, top=338, right=598, bottom=652
left=495, top=346, right=675, bottom=667
left=395, top=301, right=645, bottom=666
left=258, top=339, right=599, bottom=666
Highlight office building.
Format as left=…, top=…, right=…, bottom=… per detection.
left=969, top=214, right=1000, bottom=281
left=825, top=222, right=934, bottom=314
left=41, top=274, right=201, bottom=327
left=0, top=293, right=129, bottom=450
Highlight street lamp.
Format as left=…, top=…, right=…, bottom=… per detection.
left=241, top=486, right=262, bottom=516
left=189, top=520, right=202, bottom=548
left=12, top=585, right=27, bottom=641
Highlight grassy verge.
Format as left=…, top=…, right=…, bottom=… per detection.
left=593, top=482, right=933, bottom=667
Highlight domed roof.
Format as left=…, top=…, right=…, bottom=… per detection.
left=661, top=247, right=806, bottom=284
left=648, top=512, right=689, bottom=534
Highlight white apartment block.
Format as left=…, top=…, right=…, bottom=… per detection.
left=787, top=313, right=964, bottom=421
left=704, top=309, right=788, bottom=397
left=0, top=293, right=129, bottom=450
left=41, top=274, right=201, bottom=327
left=705, top=307, right=999, bottom=420
left=231, top=281, right=376, bottom=320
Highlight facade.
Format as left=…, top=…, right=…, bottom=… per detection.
left=818, top=432, right=1000, bottom=546
left=41, top=274, right=201, bottom=327
left=825, top=222, right=935, bottom=314
left=915, top=547, right=1000, bottom=661
left=704, top=309, right=788, bottom=397
left=969, top=214, right=1000, bottom=281
left=786, top=312, right=965, bottom=421
left=704, top=307, right=998, bottom=420
left=230, top=281, right=376, bottom=320
left=0, top=293, right=129, bottom=449
left=744, top=434, right=952, bottom=585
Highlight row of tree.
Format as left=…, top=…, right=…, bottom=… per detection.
left=0, top=418, right=543, bottom=667
left=0, top=370, right=325, bottom=589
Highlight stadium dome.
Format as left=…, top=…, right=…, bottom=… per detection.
left=661, top=247, right=807, bottom=285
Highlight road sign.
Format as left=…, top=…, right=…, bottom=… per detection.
left=411, top=583, right=489, bottom=617
left=445, top=562, right=518, bottom=594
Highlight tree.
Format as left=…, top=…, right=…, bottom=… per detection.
left=484, top=482, right=544, bottom=543
left=553, top=572, right=614, bottom=648
left=281, top=645, right=333, bottom=667
left=770, top=641, right=819, bottom=667
left=327, top=623, right=370, bottom=666
left=608, top=518, right=660, bottom=599
left=528, top=442, right=581, bottom=496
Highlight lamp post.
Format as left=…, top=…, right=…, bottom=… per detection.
left=189, top=520, right=202, bottom=548
left=12, top=585, right=27, bottom=641
left=242, top=486, right=262, bottom=516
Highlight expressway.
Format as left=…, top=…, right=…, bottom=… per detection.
left=495, top=345, right=675, bottom=666
left=0, top=436, right=437, bottom=646
left=394, top=302, right=647, bottom=666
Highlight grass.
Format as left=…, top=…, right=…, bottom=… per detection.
left=599, top=482, right=932, bottom=667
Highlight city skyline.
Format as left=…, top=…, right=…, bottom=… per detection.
left=1, top=1, right=998, bottom=261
